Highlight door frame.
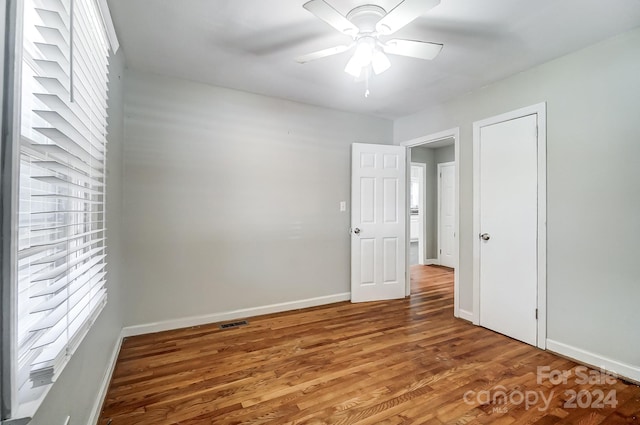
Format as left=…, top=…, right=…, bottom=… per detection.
left=400, top=128, right=460, bottom=318
left=410, top=162, right=427, bottom=265
left=437, top=161, right=455, bottom=268
left=472, top=103, right=547, bottom=349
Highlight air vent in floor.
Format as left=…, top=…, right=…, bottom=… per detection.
left=219, top=320, right=249, bottom=330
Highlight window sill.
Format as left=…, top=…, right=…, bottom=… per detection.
left=1, top=382, right=49, bottom=424
left=0, top=419, right=31, bottom=425
left=3, top=301, right=107, bottom=424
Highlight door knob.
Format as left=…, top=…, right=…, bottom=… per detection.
left=480, top=233, right=490, bottom=241
left=353, top=227, right=361, bottom=235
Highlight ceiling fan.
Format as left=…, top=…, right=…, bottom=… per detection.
left=296, top=0, right=443, bottom=95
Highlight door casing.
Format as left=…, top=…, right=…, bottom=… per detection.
left=472, top=103, right=547, bottom=350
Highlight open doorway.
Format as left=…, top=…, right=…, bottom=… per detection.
left=401, top=129, right=460, bottom=318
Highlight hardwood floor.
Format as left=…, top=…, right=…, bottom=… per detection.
left=99, top=266, right=640, bottom=424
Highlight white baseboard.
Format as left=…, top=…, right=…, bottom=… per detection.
left=458, top=309, right=474, bottom=322
left=88, top=331, right=124, bottom=425
left=546, top=339, right=640, bottom=384
left=121, top=292, right=351, bottom=337
left=424, top=258, right=440, bottom=265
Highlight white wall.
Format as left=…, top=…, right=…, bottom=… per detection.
left=122, top=70, right=393, bottom=328
left=394, top=28, right=640, bottom=374
left=29, top=50, right=126, bottom=425
left=434, top=145, right=454, bottom=165
left=410, top=146, right=435, bottom=259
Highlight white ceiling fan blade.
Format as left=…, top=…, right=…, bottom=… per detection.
left=376, top=0, right=441, bottom=35
left=383, top=39, right=443, bottom=60
left=303, top=0, right=359, bottom=36
left=296, top=44, right=353, bottom=64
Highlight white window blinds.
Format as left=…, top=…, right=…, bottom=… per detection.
left=18, top=0, right=110, bottom=392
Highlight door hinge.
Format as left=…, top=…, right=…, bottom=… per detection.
left=439, top=249, right=442, bottom=254
left=535, top=308, right=538, bottom=320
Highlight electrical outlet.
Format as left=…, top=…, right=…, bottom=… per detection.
left=339, top=201, right=346, bottom=212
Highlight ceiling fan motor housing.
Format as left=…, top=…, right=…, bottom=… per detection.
left=346, top=5, right=387, bottom=36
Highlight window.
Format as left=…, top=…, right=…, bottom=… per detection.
left=2, top=0, right=117, bottom=417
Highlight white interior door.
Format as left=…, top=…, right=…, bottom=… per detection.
left=351, top=143, right=406, bottom=302
left=410, top=163, right=426, bottom=265
left=438, top=162, right=456, bottom=268
left=478, top=114, right=538, bottom=346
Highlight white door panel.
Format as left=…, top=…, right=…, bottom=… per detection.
left=352, top=143, right=406, bottom=302
left=438, top=163, right=456, bottom=268
left=478, top=114, right=538, bottom=346
left=410, top=163, right=425, bottom=264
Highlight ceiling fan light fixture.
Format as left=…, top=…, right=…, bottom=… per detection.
left=344, top=55, right=363, bottom=78
left=372, top=50, right=391, bottom=75
left=344, top=37, right=380, bottom=78
left=353, top=37, right=376, bottom=66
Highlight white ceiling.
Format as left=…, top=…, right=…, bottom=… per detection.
left=107, top=0, right=640, bottom=119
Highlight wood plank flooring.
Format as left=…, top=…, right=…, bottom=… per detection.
left=99, top=266, right=640, bottom=424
